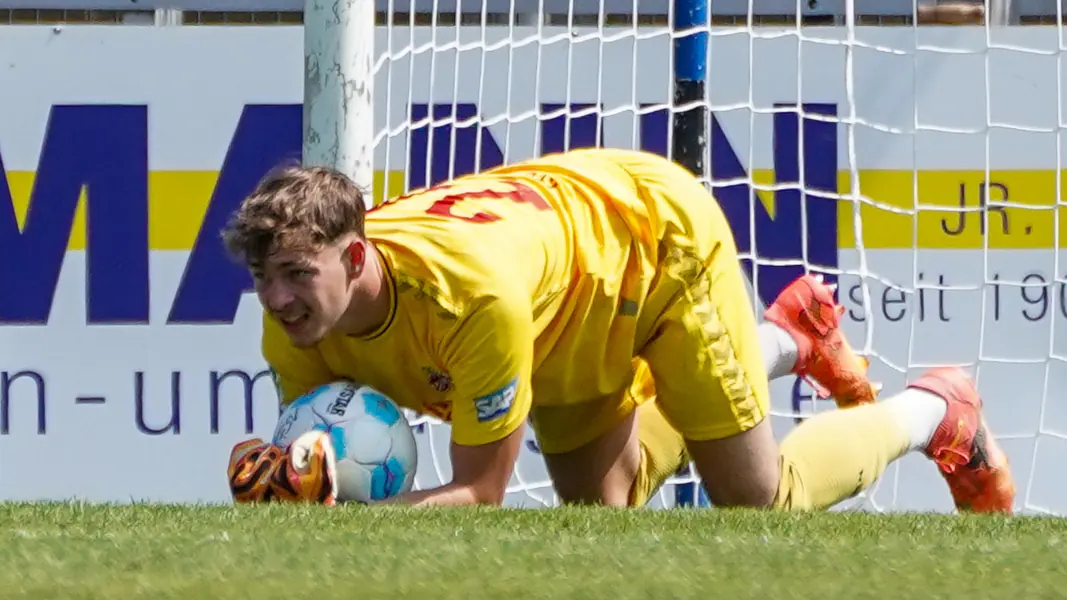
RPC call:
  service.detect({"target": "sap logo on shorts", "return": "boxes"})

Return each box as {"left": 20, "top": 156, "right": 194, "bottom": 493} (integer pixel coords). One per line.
{"left": 474, "top": 378, "right": 518, "bottom": 422}
{"left": 327, "top": 383, "right": 359, "bottom": 417}
{"left": 423, "top": 367, "right": 454, "bottom": 393}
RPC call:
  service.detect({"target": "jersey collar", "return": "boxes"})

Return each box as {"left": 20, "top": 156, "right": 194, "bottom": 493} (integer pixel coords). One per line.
{"left": 352, "top": 245, "right": 398, "bottom": 341}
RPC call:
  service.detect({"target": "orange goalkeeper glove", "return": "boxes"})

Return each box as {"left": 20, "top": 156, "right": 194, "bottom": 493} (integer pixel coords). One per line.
{"left": 227, "top": 430, "right": 339, "bottom": 506}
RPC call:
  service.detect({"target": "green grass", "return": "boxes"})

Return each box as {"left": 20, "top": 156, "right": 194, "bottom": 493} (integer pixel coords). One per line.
{"left": 2, "top": 503, "right": 1065, "bottom": 599}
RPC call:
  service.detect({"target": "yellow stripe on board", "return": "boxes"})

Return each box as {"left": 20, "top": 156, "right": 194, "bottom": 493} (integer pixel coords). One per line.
{"left": 838, "top": 170, "right": 1067, "bottom": 250}
{"left": 5, "top": 168, "right": 1066, "bottom": 251}
{"left": 5, "top": 170, "right": 407, "bottom": 251}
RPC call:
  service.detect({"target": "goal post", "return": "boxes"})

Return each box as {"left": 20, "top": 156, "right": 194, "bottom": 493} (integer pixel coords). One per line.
{"left": 303, "top": 0, "right": 376, "bottom": 200}
{"left": 671, "top": 0, "right": 713, "bottom": 509}
{"left": 672, "top": 0, "right": 708, "bottom": 183}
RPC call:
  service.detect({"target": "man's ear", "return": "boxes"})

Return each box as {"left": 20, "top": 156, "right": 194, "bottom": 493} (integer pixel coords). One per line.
{"left": 344, "top": 240, "right": 366, "bottom": 278}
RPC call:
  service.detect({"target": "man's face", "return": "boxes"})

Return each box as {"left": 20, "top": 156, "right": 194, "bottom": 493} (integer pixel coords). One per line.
{"left": 251, "top": 241, "right": 356, "bottom": 348}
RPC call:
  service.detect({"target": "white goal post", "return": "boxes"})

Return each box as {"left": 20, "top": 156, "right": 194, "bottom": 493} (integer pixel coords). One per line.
{"left": 3, "top": 0, "right": 1067, "bottom": 515}
{"left": 303, "top": 0, "right": 375, "bottom": 192}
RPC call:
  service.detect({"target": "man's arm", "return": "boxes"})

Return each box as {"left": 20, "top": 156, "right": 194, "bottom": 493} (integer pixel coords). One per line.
{"left": 377, "top": 294, "right": 534, "bottom": 507}
{"left": 378, "top": 426, "right": 525, "bottom": 506}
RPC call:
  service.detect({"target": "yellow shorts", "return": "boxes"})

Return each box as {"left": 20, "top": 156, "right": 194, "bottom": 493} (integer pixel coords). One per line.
{"left": 530, "top": 149, "right": 771, "bottom": 456}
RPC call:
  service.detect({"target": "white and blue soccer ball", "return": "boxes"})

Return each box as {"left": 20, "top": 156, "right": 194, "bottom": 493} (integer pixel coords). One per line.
{"left": 272, "top": 380, "right": 418, "bottom": 503}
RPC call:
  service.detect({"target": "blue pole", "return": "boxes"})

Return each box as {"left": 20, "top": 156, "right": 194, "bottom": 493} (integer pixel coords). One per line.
{"left": 671, "top": 0, "right": 711, "bottom": 510}
{"left": 673, "top": 0, "right": 709, "bottom": 85}
{"left": 670, "top": 0, "right": 708, "bottom": 180}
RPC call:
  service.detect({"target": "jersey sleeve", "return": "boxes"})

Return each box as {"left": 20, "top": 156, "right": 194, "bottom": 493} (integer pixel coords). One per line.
{"left": 440, "top": 293, "right": 534, "bottom": 447}
{"left": 261, "top": 313, "right": 336, "bottom": 405}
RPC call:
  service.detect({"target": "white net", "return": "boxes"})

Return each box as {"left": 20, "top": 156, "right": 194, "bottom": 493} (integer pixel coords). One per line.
{"left": 783, "top": 14, "right": 1067, "bottom": 517}
{"left": 826, "top": 20, "right": 1067, "bottom": 516}
{"left": 359, "top": 4, "right": 1067, "bottom": 514}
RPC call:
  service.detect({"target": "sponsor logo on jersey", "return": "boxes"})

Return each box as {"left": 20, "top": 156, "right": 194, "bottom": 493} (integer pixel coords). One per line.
{"left": 474, "top": 378, "right": 518, "bottom": 422}
{"left": 423, "top": 367, "right": 454, "bottom": 393}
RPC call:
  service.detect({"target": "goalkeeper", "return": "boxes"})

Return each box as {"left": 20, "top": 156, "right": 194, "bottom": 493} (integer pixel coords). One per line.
{"left": 224, "top": 148, "right": 1014, "bottom": 513}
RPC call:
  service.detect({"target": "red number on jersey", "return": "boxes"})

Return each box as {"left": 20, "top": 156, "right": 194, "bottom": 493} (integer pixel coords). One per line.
{"left": 415, "top": 180, "right": 552, "bottom": 223}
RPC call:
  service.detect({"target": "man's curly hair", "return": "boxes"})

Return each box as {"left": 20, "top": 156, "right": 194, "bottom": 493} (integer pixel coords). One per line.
{"left": 222, "top": 164, "right": 367, "bottom": 267}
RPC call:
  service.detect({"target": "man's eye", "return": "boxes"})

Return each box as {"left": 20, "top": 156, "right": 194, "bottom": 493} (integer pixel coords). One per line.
{"left": 291, "top": 269, "right": 314, "bottom": 279}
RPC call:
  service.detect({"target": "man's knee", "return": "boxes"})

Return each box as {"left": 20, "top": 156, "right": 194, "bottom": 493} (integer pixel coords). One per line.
{"left": 547, "top": 450, "right": 639, "bottom": 506}
{"left": 552, "top": 471, "right": 635, "bottom": 507}
{"left": 542, "top": 411, "right": 642, "bottom": 507}
{"left": 701, "top": 467, "right": 779, "bottom": 508}
{"left": 684, "top": 418, "right": 781, "bottom": 508}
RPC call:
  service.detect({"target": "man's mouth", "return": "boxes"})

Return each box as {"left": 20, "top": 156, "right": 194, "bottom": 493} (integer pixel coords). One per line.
{"left": 277, "top": 312, "right": 310, "bottom": 330}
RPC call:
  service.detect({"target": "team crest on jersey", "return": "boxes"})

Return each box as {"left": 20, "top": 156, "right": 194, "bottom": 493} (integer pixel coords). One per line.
{"left": 423, "top": 367, "right": 454, "bottom": 393}
{"left": 423, "top": 401, "right": 453, "bottom": 421}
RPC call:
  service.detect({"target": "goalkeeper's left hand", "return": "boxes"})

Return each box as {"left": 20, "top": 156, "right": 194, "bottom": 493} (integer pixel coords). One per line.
{"left": 227, "top": 431, "right": 339, "bottom": 506}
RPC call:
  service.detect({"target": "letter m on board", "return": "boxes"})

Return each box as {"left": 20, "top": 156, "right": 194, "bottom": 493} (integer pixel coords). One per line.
{"left": 0, "top": 105, "right": 149, "bottom": 324}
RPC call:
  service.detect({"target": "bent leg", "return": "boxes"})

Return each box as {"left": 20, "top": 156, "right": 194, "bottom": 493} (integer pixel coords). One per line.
{"left": 641, "top": 241, "right": 782, "bottom": 507}
{"left": 774, "top": 404, "right": 910, "bottom": 509}
{"left": 642, "top": 240, "right": 917, "bottom": 509}
{"left": 775, "top": 367, "right": 1017, "bottom": 513}
{"left": 540, "top": 283, "right": 928, "bottom": 511}
{"left": 538, "top": 404, "right": 642, "bottom": 506}
{"left": 539, "top": 402, "right": 689, "bottom": 507}
{"left": 534, "top": 360, "right": 688, "bottom": 507}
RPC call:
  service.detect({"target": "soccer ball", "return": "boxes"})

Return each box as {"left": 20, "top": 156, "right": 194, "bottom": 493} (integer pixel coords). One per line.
{"left": 272, "top": 380, "right": 417, "bottom": 503}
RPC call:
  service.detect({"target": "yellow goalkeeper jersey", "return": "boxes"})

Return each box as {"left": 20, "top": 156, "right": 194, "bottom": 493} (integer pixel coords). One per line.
{"left": 263, "top": 148, "right": 705, "bottom": 447}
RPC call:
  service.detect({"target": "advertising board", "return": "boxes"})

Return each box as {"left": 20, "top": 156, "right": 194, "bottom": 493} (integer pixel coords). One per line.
{"left": 1, "top": 25, "right": 1065, "bottom": 512}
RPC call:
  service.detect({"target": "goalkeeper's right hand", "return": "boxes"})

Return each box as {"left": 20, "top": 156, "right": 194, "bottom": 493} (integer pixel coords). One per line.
{"left": 227, "top": 430, "right": 339, "bottom": 506}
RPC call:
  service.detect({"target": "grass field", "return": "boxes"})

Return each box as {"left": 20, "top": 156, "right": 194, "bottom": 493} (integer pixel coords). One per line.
{"left": 2, "top": 503, "right": 1065, "bottom": 599}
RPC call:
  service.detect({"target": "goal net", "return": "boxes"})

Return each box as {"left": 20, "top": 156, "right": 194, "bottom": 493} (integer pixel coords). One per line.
{"left": 322, "top": 0, "right": 1067, "bottom": 514}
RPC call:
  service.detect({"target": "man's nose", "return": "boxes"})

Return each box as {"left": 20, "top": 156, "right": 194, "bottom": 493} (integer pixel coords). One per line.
{"left": 259, "top": 280, "right": 296, "bottom": 311}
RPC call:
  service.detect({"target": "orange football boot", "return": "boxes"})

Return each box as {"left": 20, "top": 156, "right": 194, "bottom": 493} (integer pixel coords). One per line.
{"left": 764, "top": 274, "right": 879, "bottom": 408}
{"left": 908, "top": 367, "right": 1015, "bottom": 514}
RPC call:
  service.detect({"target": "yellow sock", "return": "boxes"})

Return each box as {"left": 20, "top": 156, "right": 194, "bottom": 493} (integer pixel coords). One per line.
{"left": 773, "top": 403, "right": 911, "bottom": 511}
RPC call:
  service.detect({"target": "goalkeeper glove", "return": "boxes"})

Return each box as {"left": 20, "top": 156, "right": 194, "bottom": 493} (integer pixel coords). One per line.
{"left": 227, "top": 430, "right": 339, "bottom": 506}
